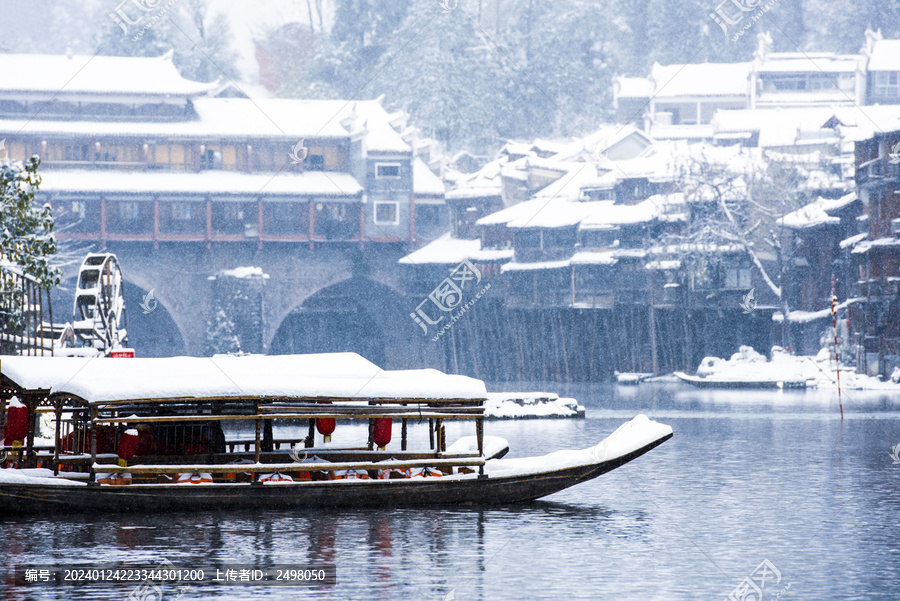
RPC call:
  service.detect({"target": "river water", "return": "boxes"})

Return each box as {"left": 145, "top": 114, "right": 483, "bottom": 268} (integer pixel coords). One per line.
{"left": 2, "top": 382, "right": 899, "bottom": 600}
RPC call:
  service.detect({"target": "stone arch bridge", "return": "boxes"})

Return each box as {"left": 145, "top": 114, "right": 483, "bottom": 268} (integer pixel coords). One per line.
{"left": 54, "top": 242, "right": 441, "bottom": 370}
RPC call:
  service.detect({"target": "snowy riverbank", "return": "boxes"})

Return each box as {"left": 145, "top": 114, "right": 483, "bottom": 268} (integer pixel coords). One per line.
{"left": 680, "top": 346, "right": 900, "bottom": 391}
{"left": 485, "top": 392, "right": 586, "bottom": 419}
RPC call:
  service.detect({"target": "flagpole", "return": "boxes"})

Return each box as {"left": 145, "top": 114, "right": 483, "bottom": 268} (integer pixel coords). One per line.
{"left": 831, "top": 275, "right": 843, "bottom": 419}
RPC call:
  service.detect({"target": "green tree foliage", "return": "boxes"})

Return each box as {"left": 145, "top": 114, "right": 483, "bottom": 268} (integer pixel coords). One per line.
{"left": 0, "top": 156, "right": 59, "bottom": 338}
{"left": 0, "top": 156, "right": 59, "bottom": 288}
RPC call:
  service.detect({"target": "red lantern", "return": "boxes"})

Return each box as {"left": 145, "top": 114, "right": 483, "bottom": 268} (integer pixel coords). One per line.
{"left": 4, "top": 397, "right": 29, "bottom": 445}
{"left": 316, "top": 401, "right": 335, "bottom": 443}
{"left": 135, "top": 426, "right": 154, "bottom": 456}
{"left": 117, "top": 429, "right": 139, "bottom": 460}
{"left": 373, "top": 418, "right": 392, "bottom": 450}
{"left": 316, "top": 418, "right": 335, "bottom": 443}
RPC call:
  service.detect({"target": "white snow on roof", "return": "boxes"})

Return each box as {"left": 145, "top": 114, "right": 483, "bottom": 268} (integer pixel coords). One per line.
{"left": 615, "top": 76, "right": 653, "bottom": 98}
{"left": 712, "top": 107, "right": 836, "bottom": 134}
{"left": 851, "top": 237, "right": 900, "bottom": 254}
{"left": 399, "top": 235, "right": 480, "bottom": 265}
{"left": 412, "top": 158, "right": 445, "bottom": 197}
{"left": 650, "top": 62, "right": 751, "bottom": 98}
{"left": 839, "top": 233, "right": 867, "bottom": 249}
{"left": 0, "top": 52, "right": 220, "bottom": 98}
{"left": 868, "top": 40, "right": 900, "bottom": 71}
{"left": 756, "top": 53, "right": 861, "bottom": 73}
{"left": 216, "top": 266, "right": 269, "bottom": 279}
{"left": 778, "top": 192, "right": 858, "bottom": 229}
{"left": 501, "top": 259, "right": 571, "bottom": 272}
{"left": 398, "top": 234, "right": 512, "bottom": 265}
{"left": 570, "top": 251, "right": 617, "bottom": 266}
{"left": 39, "top": 169, "right": 363, "bottom": 198}
{"left": 0, "top": 97, "right": 408, "bottom": 150}
{"left": 0, "top": 354, "right": 487, "bottom": 403}
{"left": 580, "top": 195, "right": 683, "bottom": 230}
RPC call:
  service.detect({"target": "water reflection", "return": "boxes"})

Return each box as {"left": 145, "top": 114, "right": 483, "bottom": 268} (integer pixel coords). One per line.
{"left": 2, "top": 384, "right": 900, "bottom": 599}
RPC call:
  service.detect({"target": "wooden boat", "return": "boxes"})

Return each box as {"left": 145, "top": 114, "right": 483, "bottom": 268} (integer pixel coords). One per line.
{"left": 673, "top": 371, "right": 808, "bottom": 389}
{"left": 0, "top": 354, "right": 672, "bottom": 513}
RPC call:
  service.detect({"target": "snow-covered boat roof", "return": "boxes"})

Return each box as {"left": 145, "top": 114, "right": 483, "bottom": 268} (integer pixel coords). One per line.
{"left": 650, "top": 62, "right": 751, "bottom": 98}
{"left": 0, "top": 52, "right": 220, "bottom": 99}
{"left": 0, "top": 353, "right": 488, "bottom": 403}
{"left": 868, "top": 39, "right": 900, "bottom": 71}
{"left": 39, "top": 169, "right": 363, "bottom": 199}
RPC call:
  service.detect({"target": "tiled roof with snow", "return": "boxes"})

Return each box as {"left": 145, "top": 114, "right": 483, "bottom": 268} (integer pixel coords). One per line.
{"left": 777, "top": 192, "right": 858, "bottom": 229}
{"left": 579, "top": 195, "right": 682, "bottom": 231}
{"left": 851, "top": 237, "right": 900, "bottom": 254}
{"left": 868, "top": 40, "right": 900, "bottom": 71}
{"left": 0, "top": 98, "right": 408, "bottom": 147}
{"left": 398, "top": 234, "right": 513, "bottom": 265}
{"left": 650, "top": 62, "right": 751, "bottom": 98}
{"left": 413, "top": 158, "right": 445, "bottom": 197}
{"left": 615, "top": 76, "right": 653, "bottom": 98}
{"left": 39, "top": 169, "right": 363, "bottom": 198}
{"left": 755, "top": 53, "right": 862, "bottom": 73}
{"left": 0, "top": 52, "right": 220, "bottom": 98}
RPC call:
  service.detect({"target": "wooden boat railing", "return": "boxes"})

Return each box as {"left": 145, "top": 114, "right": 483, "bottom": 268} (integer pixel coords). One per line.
{"left": 92, "top": 457, "right": 485, "bottom": 476}
{"left": 27, "top": 393, "right": 490, "bottom": 483}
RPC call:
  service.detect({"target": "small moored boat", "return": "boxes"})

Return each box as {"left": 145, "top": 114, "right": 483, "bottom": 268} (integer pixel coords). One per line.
{"left": 0, "top": 354, "right": 672, "bottom": 513}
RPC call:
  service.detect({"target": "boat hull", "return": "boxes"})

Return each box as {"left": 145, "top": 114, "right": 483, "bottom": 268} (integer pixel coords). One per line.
{"left": 0, "top": 434, "right": 672, "bottom": 514}
{"left": 674, "top": 372, "right": 807, "bottom": 389}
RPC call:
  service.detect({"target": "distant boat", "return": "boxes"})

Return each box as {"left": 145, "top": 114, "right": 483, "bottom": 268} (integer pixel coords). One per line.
{"left": 673, "top": 371, "right": 807, "bottom": 389}
{"left": 674, "top": 346, "right": 810, "bottom": 389}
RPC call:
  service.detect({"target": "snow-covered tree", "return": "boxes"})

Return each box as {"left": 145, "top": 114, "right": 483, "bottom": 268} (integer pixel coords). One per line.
{"left": 95, "top": 0, "right": 239, "bottom": 83}
{"left": 0, "top": 156, "right": 59, "bottom": 287}
{"left": 0, "top": 155, "right": 59, "bottom": 338}
{"left": 205, "top": 308, "right": 241, "bottom": 356}
{"left": 660, "top": 144, "right": 820, "bottom": 346}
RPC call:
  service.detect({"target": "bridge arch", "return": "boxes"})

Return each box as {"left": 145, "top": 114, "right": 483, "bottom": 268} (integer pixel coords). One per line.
{"left": 269, "top": 276, "right": 417, "bottom": 369}
{"left": 51, "top": 273, "right": 187, "bottom": 357}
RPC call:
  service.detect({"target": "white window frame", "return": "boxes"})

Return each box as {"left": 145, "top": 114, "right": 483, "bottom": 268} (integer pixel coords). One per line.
{"left": 874, "top": 71, "right": 900, "bottom": 98}
{"left": 373, "top": 201, "right": 400, "bottom": 225}
{"left": 375, "top": 163, "right": 402, "bottom": 179}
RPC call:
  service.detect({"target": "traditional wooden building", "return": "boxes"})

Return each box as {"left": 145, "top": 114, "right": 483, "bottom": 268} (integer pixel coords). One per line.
{"left": 851, "top": 129, "right": 900, "bottom": 377}
{"left": 0, "top": 52, "right": 447, "bottom": 249}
